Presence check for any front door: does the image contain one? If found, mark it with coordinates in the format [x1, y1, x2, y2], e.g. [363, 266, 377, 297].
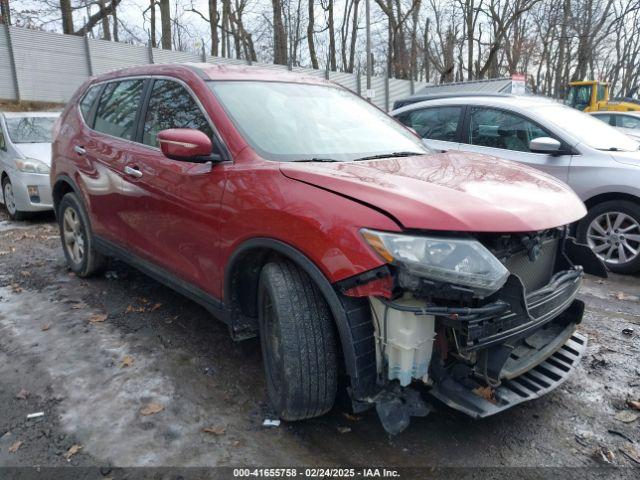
[458, 106, 571, 183]
[121, 78, 229, 298]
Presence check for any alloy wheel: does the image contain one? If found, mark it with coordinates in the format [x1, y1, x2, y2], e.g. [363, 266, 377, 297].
[587, 211, 640, 265]
[3, 181, 16, 215]
[63, 207, 85, 264]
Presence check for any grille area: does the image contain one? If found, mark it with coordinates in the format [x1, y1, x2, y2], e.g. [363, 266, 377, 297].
[503, 238, 559, 293]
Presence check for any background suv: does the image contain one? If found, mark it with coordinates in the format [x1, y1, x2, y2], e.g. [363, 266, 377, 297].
[392, 95, 640, 273]
[52, 64, 603, 433]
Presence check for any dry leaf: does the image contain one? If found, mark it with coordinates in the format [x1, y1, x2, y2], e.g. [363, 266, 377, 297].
[71, 303, 87, 310]
[15, 389, 30, 400]
[615, 410, 640, 423]
[41, 323, 51, 331]
[125, 305, 144, 314]
[342, 412, 361, 422]
[140, 402, 164, 416]
[337, 426, 351, 434]
[627, 400, 640, 411]
[619, 444, 640, 464]
[472, 386, 497, 404]
[10, 283, 23, 293]
[594, 446, 615, 464]
[120, 355, 134, 368]
[64, 444, 82, 459]
[20, 270, 31, 277]
[202, 425, 226, 436]
[150, 303, 162, 311]
[8, 440, 23, 453]
[89, 313, 107, 323]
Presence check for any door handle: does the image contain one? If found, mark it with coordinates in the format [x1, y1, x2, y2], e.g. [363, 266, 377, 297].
[73, 145, 86, 155]
[124, 165, 143, 178]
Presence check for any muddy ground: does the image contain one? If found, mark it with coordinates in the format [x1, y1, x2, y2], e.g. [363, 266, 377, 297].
[0, 209, 638, 477]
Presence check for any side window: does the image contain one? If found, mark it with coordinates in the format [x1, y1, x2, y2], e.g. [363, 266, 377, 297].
[469, 107, 555, 153]
[400, 107, 462, 142]
[592, 113, 611, 125]
[597, 84, 607, 102]
[618, 115, 640, 129]
[94, 80, 145, 140]
[142, 79, 214, 147]
[79, 85, 101, 125]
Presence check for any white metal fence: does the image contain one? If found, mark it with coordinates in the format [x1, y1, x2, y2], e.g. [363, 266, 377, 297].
[0, 25, 425, 111]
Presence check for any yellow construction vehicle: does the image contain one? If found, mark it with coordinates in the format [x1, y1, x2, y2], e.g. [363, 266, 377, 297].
[564, 80, 640, 112]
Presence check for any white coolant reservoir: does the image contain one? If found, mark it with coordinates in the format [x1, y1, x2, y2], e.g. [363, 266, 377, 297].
[369, 295, 436, 387]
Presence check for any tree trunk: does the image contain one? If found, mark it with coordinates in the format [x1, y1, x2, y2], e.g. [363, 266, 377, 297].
[150, 0, 157, 47]
[60, 0, 74, 34]
[272, 0, 287, 65]
[159, 0, 171, 49]
[307, 0, 318, 69]
[209, 0, 218, 56]
[0, 0, 11, 25]
[112, 3, 119, 42]
[99, 0, 111, 40]
[327, 0, 336, 71]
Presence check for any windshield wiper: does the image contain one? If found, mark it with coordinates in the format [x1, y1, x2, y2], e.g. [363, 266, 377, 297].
[293, 157, 341, 163]
[353, 151, 425, 161]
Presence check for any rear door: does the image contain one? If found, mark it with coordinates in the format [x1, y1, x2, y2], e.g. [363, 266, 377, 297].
[120, 78, 229, 296]
[395, 106, 463, 152]
[76, 78, 147, 244]
[458, 106, 571, 182]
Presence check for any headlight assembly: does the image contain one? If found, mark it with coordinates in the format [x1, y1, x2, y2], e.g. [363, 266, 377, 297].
[361, 229, 509, 297]
[16, 158, 50, 174]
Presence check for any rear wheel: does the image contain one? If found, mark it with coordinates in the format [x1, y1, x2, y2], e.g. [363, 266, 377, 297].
[258, 260, 338, 421]
[58, 192, 107, 277]
[2, 177, 28, 221]
[577, 200, 640, 274]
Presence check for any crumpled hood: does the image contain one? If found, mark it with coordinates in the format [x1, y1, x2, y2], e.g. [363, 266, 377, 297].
[280, 152, 586, 232]
[14, 143, 52, 166]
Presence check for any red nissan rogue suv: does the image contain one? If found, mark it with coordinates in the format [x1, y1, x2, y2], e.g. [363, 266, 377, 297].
[52, 64, 605, 434]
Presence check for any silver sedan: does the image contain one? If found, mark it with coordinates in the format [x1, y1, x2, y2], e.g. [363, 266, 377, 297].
[392, 95, 640, 273]
[590, 111, 640, 142]
[0, 112, 59, 220]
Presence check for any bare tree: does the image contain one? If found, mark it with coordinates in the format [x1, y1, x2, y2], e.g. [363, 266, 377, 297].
[0, 0, 11, 25]
[272, 0, 287, 64]
[159, 0, 171, 49]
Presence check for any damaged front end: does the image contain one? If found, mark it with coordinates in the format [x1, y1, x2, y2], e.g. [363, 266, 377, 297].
[338, 227, 606, 434]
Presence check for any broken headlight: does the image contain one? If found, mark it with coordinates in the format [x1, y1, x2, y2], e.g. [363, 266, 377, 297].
[361, 229, 509, 297]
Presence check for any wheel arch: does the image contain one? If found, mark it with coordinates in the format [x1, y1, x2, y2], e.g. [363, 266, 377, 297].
[52, 174, 80, 217]
[583, 191, 640, 209]
[224, 238, 377, 401]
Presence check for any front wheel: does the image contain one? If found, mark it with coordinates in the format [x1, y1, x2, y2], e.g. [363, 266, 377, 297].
[577, 200, 640, 274]
[258, 261, 338, 421]
[2, 177, 28, 221]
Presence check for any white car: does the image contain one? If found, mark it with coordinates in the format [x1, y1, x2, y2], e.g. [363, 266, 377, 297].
[0, 112, 59, 220]
[392, 95, 640, 273]
[590, 111, 640, 141]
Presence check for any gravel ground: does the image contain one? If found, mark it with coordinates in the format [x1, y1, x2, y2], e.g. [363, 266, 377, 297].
[0, 209, 638, 478]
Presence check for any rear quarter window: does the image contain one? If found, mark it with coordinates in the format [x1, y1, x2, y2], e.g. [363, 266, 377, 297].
[79, 85, 101, 126]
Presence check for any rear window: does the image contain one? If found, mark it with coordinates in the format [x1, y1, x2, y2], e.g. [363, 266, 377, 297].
[5, 117, 57, 143]
[94, 80, 145, 141]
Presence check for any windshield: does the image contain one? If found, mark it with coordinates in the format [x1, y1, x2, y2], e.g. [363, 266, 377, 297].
[534, 104, 639, 151]
[564, 84, 592, 110]
[208, 81, 428, 162]
[6, 117, 57, 144]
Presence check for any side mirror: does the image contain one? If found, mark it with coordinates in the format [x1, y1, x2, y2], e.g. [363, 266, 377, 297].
[529, 136, 562, 154]
[158, 128, 218, 163]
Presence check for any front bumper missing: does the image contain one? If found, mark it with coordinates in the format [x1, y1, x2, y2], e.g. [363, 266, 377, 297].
[429, 331, 586, 418]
